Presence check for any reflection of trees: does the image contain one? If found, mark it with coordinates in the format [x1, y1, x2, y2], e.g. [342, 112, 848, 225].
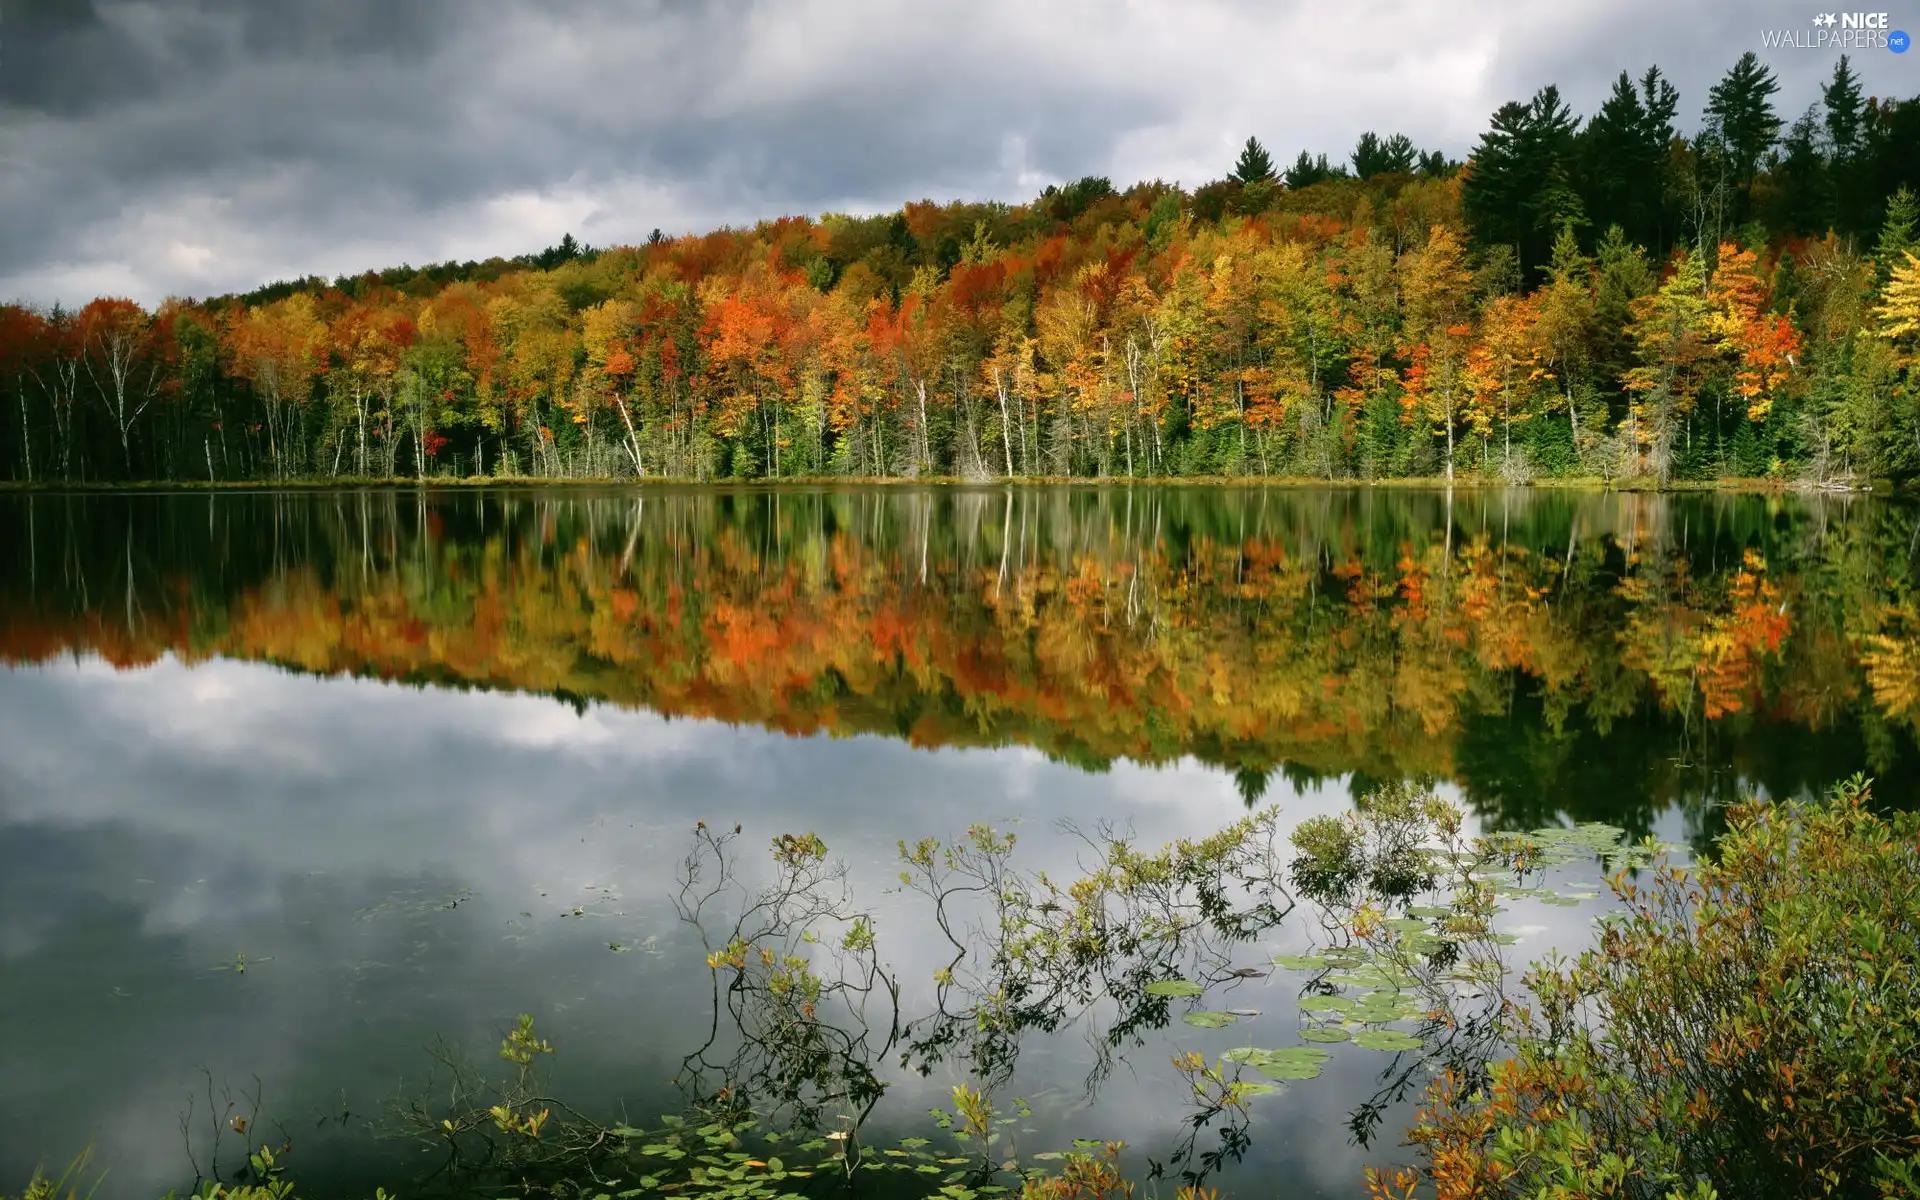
[4, 487, 1920, 834]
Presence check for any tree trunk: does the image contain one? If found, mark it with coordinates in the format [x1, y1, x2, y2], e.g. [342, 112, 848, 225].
[992, 366, 1014, 477]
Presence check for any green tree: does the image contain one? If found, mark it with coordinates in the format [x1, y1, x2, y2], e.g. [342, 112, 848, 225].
[1702, 52, 1783, 224]
[1463, 86, 1586, 283]
[1767, 106, 1831, 238]
[1873, 186, 1919, 287]
[1352, 131, 1417, 179]
[1575, 68, 1679, 254]
[1823, 55, 1867, 234]
[1283, 149, 1341, 190]
[1228, 136, 1276, 186]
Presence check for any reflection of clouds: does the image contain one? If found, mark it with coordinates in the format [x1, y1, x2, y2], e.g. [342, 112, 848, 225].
[0, 652, 1612, 1198]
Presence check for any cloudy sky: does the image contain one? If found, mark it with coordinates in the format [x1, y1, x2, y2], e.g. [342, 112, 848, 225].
[1, 0, 1914, 308]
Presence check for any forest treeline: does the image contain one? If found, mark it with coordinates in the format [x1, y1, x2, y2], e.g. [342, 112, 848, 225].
[4, 488, 1916, 829]
[5, 54, 1920, 486]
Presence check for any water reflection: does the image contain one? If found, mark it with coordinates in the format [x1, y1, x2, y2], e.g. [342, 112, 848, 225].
[0, 485, 1916, 1197]
[3, 486, 1916, 828]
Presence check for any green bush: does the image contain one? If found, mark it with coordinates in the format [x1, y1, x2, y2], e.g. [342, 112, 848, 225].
[1369, 776, 1920, 1199]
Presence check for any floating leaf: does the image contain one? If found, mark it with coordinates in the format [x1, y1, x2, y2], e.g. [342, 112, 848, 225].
[1181, 1010, 1238, 1029]
[1256, 1059, 1325, 1081]
[1353, 1029, 1424, 1052]
[1271, 953, 1331, 971]
[1406, 905, 1453, 919]
[1296, 994, 1353, 1013]
[1298, 1025, 1351, 1043]
[1145, 979, 1205, 998]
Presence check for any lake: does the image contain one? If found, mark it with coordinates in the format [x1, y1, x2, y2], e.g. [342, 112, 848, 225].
[1, 485, 1915, 1199]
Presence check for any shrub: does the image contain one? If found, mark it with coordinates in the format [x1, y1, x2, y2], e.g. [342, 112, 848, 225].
[1368, 776, 1920, 1199]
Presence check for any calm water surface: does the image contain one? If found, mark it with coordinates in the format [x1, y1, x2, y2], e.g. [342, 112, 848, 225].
[2, 486, 1916, 1198]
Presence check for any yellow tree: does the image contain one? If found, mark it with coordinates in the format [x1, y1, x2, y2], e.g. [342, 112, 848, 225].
[1621, 249, 1710, 481]
[226, 293, 326, 478]
[581, 299, 645, 475]
[1398, 226, 1474, 480]
[1876, 250, 1920, 466]
[1472, 293, 1545, 477]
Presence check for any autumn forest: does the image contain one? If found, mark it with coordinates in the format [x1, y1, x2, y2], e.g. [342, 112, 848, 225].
[6, 54, 1920, 489]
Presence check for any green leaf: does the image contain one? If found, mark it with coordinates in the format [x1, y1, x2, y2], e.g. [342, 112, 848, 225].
[1296, 994, 1354, 1013]
[1353, 1029, 1424, 1051]
[1299, 1025, 1351, 1043]
[1181, 1010, 1238, 1028]
[1145, 978, 1205, 997]
[1256, 1059, 1324, 1081]
[1271, 953, 1332, 970]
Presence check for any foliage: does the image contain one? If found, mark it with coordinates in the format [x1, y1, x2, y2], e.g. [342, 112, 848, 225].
[3, 59, 1919, 485]
[1368, 776, 1920, 1199]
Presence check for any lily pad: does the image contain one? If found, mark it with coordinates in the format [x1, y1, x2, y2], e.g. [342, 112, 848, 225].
[1406, 905, 1453, 919]
[1271, 953, 1331, 971]
[1181, 1010, 1238, 1029]
[1256, 1059, 1325, 1081]
[1145, 979, 1206, 998]
[1296, 994, 1354, 1013]
[1353, 1029, 1424, 1052]
[1298, 1025, 1351, 1043]
[1383, 918, 1430, 935]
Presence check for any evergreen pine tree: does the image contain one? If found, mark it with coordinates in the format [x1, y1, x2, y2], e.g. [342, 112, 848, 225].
[1229, 137, 1277, 186]
[1703, 52, 1783, 224]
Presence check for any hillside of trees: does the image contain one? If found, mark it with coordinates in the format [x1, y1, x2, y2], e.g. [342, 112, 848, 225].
[4, 53, 1920, 487]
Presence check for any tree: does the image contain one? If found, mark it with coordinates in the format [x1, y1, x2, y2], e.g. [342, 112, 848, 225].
[1702, 52, 1783, 224]
[1823, 56, 1868, 234]
[0, 305, 51, 482]
[78, 298, 162, 477]
[1228, 137, 1276, 186]
[1352, 132, 1417, 180]
[1767, 106, 1832, 238]
[1462, 86, 1585, 283]
[1534, 224, 1598, 459]
[1874, 187, 1919, 286]
[1621, 247, 1711, 481]
[1284, 150, 1342, 190]
[1399, 226, 1476, 480]
[1575, 68, 1679, 253]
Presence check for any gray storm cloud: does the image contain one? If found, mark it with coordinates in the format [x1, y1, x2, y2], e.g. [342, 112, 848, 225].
[0, 0, 1910, 307]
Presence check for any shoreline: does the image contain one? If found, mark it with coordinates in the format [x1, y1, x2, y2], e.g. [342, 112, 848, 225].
[0, 474, 1893, 495]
